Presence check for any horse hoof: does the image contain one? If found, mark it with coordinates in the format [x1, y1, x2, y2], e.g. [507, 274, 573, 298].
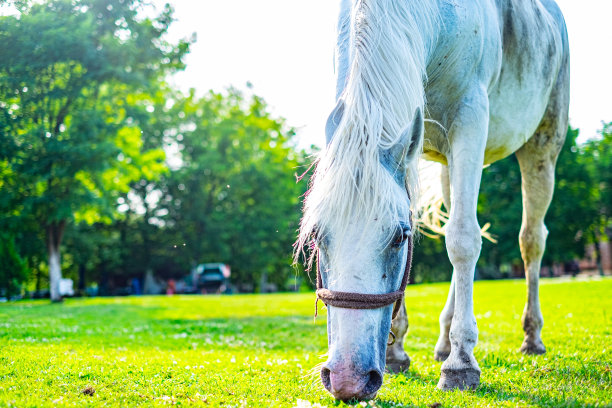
[437, 367, 480, 391]
[385, 355, 411, 373]
[520, 340, 546, 355]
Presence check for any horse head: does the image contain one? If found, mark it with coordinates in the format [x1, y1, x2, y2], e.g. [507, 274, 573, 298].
[303, 105, 423, 400]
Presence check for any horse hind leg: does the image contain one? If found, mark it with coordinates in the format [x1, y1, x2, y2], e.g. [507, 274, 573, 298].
[515, 91, 568, 355]
[434, 274, 455, 361]
[515, 146, 555, 354]
[386, 297, 411, 372]
[515, 36, 569, 353]
[389, 166, 452, 368]
[386, 165, 454, 371]
[434, 165, 454, 362]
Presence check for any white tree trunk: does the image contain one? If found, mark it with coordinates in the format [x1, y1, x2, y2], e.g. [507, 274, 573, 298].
[47, 222, 66, 302]
[48, 245, 62, 302]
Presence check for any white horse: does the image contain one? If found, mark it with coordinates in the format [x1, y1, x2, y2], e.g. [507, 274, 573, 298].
[296, 0, 569, 400]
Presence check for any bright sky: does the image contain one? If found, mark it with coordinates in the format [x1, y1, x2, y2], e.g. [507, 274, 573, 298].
[2, 1, 608, 146]
[158, 0, 612, 148]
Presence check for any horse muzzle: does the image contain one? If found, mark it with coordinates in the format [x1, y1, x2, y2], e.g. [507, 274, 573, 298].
[321, 363, 383, 401]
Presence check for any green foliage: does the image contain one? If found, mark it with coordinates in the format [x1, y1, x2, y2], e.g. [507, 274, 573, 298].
[411, 124, 612, 281]
[475, 125, 610, 276]
[0, 0, 189, 225]
[61, 222, 123, 291]
[0, 0, 191, 296]
[582, 123, 612, 241]
[0, 278, 610, 406]
[55, 87, 309, 293]
[477, 154, 523, 273]
[411, 235, 452, 283]
[543, 127, 600, 264]
[159, 89, 308, 290]
[0, 233, 28, 298]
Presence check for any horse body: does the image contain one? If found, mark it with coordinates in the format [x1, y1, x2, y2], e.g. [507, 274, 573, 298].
[299, 0, 569, 400]
[423, 0, 567, 166]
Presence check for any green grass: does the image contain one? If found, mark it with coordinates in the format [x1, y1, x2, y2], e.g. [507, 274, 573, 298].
[1, 278, 611, 407]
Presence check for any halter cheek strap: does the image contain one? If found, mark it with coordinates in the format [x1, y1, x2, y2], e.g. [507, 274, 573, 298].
[314, 232, 413, 321]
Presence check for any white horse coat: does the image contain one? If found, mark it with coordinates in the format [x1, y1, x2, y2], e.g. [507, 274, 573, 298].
[298, 0, 569, 400]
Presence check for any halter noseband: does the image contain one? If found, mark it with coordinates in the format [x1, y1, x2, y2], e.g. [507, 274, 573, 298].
[314, 231, 413, 321]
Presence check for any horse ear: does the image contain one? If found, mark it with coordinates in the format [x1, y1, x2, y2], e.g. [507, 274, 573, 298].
[325, 100, 345, 144]
[411, 107, 424, 155]
[388, 107, 424, 166]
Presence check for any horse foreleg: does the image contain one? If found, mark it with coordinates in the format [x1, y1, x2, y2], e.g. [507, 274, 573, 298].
[385, 297, 410, 372]
[437, 88, 488, 391]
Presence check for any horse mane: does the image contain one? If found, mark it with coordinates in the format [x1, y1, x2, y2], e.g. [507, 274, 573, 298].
[295, 0, 440, 268]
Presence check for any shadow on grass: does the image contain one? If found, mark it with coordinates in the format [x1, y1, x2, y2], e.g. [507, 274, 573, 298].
[2, 299, 328, 352]
[379, 355, 608, 408]
[392, 368, 439, 386]
[475, 380, 604, 408]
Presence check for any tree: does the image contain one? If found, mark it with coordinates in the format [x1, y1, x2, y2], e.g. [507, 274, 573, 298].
[113, 85, 183, 287]
[0, 0, 190, 301]
[160, 89, 308, 291]
[543, 127, 599, 264]
[411, 234, 452, 283]
[477, 153, 523, 275]
[578, 122, 612, 274]
[0, 233, 28, 299]
[583, 123, 612, 239]
[476, 126, 603, 275]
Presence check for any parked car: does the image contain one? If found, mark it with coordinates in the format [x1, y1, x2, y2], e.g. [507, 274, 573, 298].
[194, 263, 231, 294]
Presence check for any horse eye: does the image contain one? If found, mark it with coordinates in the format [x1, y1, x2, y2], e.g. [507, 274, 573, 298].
[392, 224, 411, 248]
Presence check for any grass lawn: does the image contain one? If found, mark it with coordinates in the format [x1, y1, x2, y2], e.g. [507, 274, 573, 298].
[0, 278, 610, 407]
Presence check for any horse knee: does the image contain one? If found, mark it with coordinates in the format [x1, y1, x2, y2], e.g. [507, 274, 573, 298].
[519, 223, 548, 261]
[445, 220, 482, 266]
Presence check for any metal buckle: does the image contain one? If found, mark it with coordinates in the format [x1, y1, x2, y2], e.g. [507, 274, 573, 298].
[387, 330, 396, 346]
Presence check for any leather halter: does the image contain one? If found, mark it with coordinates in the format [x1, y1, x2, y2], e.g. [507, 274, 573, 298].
[314, 232, 413, 321]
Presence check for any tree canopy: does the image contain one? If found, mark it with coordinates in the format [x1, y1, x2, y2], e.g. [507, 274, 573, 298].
[476, 125, 610, 277]
[412, 124, 612, 282]
[159, 89, 308, 290]
[0, 0, 610, 298]
[0, 0, 190, 300]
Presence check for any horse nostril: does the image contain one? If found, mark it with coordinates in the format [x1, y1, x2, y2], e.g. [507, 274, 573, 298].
[363, 370, 383, 396]
[321, 366, 382, 400]
[321, 367, 332, 391]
